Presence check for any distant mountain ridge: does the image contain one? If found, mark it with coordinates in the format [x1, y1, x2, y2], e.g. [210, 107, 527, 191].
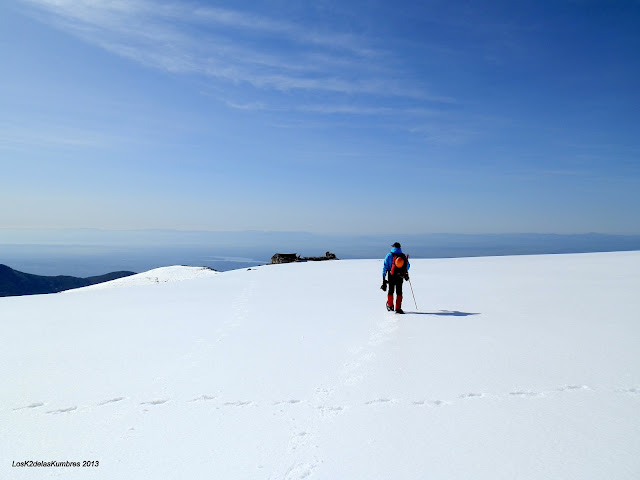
[0, 264, 135, 297]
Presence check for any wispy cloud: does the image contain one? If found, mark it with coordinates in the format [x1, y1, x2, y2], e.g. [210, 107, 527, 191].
[221, 98, 447, 123]
[223, 101, 268, 112]
[189, 6, 377, 57]
[20, 0, 436, 100]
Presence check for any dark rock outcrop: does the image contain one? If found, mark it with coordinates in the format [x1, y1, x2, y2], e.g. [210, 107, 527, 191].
[303, 251, 337, 261]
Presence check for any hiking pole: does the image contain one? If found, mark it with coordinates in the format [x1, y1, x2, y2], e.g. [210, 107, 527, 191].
[408, 277, 418, 310]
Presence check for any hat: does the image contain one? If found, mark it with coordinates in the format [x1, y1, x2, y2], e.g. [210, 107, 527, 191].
[392, 242, 401, 248]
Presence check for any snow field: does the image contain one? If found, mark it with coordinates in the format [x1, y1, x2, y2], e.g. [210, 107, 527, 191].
[1, 252, 639, 479]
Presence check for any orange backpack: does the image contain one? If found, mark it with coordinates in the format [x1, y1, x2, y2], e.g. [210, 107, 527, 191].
[390, 253, 408, 276]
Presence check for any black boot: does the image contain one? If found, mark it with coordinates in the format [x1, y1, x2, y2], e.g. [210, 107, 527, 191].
[395, 295, 404, 314]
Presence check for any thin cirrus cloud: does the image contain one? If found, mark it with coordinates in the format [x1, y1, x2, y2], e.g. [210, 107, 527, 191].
[20, 0, 439, 101]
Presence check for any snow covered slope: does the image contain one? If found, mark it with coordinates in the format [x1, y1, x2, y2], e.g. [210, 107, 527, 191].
[64, 265, 218, 291]
[1, 252, 639, 479]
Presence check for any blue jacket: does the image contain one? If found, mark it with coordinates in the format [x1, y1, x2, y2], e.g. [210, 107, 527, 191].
[382, 247, 410, 278]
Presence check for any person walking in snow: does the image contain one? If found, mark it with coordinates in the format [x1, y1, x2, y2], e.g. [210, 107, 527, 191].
[381, 242, 410, 314]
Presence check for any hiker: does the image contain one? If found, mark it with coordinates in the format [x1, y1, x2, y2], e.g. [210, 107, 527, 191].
[381, 242, 410, 314]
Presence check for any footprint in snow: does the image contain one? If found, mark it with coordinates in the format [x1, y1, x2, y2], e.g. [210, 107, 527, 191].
[47, 406, 77, 414]
[284, 462, 317, 480]
[13, 402, 45, 411]
[274, 400, 302, 405]
[558, 385, 590, 392]
[365, 398, 394, 405]
[224, 401, 253, 407]
[414, 400, 449, 407]
[190, 395, 217, 402]
[620, 387, 640, 395]
[510, 391, 543, 398]
[459, 392, 484, 399]
[98, 397, 126, 406]
[317, 405, 345, 417]
[140, 399, 169, 406]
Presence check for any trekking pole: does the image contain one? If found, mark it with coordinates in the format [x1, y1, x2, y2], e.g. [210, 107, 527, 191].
[408, 277, 418, 310]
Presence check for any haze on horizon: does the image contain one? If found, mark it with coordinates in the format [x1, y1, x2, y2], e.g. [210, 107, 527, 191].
[1, 1, 639, 235]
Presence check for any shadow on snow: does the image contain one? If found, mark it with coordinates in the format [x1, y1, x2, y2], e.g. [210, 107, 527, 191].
[406, 310, 479, 317]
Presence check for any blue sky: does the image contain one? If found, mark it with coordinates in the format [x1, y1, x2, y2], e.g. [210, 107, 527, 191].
[1, 0, 639, 235]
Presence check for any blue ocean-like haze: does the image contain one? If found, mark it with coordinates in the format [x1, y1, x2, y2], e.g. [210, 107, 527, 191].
[1, 245, 268, 277]
[2, 231, 640, 277]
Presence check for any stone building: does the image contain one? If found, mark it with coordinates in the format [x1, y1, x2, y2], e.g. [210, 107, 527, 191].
[270, 253, 300, 264]
[270, 252, 338, 264]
